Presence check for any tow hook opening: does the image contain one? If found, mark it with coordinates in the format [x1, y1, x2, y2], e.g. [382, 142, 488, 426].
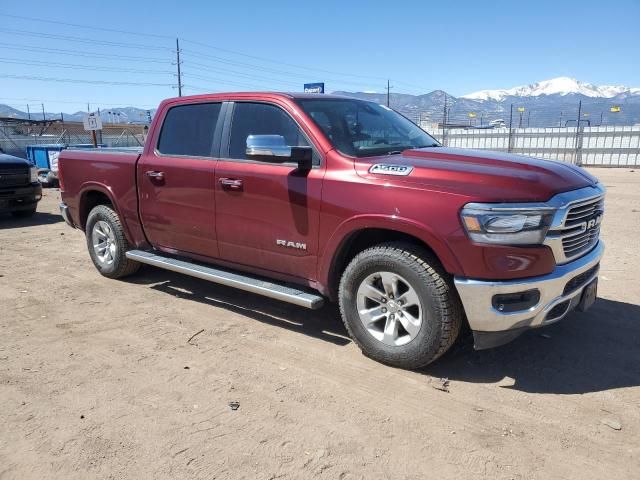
[492, 289, 541, 313]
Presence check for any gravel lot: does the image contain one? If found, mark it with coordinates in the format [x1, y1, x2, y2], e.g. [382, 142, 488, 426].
[1, 168, 638, 480]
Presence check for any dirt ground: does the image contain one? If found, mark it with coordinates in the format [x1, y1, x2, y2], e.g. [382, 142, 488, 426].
[1, 168, 639, 480]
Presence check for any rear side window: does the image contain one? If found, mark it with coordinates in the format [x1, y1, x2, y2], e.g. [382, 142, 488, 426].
[228, 102, 310, 160]
[157, 102, 221, 157]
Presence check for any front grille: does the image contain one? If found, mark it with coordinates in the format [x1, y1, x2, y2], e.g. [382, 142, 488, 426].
[558, 195, 604, 261]
[563, 264, 599, 296]
[564, 197, 605, 226]
[0, 170, 30, 188]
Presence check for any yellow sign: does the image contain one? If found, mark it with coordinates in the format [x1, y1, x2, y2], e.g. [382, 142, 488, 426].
[610, 106, 621, 113]
[517, 107, 525, 112]
[468, 112, 477, 118]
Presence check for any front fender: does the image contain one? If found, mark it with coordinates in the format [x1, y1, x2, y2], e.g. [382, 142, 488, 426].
[317, 214, 464, 296]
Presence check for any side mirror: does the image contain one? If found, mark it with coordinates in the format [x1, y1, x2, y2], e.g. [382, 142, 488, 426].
[246, 135, 313, 171]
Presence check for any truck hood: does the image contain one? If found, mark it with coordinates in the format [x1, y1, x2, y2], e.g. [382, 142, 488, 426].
[0, 154, 31, 169]
[356, 147, 598, 202]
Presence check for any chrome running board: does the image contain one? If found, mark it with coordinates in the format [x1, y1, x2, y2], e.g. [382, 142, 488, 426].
[126, 250, 325, 310]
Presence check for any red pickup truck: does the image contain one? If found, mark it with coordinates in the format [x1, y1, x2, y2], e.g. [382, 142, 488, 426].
[59, 93, 604, 368]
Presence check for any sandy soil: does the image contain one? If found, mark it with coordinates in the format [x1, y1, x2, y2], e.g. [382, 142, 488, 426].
[1, 168, 639, 480]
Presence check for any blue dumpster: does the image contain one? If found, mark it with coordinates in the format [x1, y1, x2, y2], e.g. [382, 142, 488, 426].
[25, 144, 105, 187]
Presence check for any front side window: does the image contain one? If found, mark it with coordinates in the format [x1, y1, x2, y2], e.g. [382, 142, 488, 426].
[228, 102, 310, 160]
[296, 98, 439, 157]
[157, 102, 222, 157]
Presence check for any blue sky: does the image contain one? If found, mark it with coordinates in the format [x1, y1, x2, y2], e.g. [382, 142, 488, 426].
[0, 0, 639, 113]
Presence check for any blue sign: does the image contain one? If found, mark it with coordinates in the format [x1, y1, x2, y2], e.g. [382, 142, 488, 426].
[304, 82, 325, 94]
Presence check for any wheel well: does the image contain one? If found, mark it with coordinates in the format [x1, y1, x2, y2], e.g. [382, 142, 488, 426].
[79, 190, 112, 230]
[328, 228, 440, 301]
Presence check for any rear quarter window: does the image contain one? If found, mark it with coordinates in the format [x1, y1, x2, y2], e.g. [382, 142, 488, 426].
[157, 102, 221, 157]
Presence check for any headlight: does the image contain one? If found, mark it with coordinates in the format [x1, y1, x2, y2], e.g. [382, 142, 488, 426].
[29, 166, 38, 183]
[460, 203, 555, 245]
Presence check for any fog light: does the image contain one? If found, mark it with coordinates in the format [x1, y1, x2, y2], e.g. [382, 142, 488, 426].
[492, 290, 540, 313]
[35, 195, 42, 200]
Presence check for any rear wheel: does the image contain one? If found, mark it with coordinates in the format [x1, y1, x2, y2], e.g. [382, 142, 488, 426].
[85, 204, 140, 279]
[339, 242, 463, 369]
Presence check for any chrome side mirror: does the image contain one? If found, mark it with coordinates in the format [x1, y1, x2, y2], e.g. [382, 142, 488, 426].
[246, 135, 312, 170]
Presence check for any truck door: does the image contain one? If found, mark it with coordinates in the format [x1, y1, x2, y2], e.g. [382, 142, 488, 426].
[214, 101, 323, 281]
[138, 102, 223, 258]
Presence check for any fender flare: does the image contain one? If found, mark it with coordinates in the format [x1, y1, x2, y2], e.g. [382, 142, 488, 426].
[318, 214, 464, 295]
[78, 182, 135, 244]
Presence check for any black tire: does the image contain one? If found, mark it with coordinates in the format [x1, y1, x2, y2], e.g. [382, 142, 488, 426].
[339, 242, 463, 369]
[85, 204, 140, 279]
[11, 208, 36, 218]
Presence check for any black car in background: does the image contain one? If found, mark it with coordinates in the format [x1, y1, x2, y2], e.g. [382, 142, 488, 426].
[0, 148, 42, 218]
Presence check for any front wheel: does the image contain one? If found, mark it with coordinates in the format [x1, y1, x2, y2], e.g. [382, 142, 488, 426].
[85, 204, 140, 279]
[339, 243, 463, 369]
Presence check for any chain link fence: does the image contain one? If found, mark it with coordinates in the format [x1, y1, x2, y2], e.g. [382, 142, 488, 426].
[0, 119, 146, 159]
[399, 101, 640, 167]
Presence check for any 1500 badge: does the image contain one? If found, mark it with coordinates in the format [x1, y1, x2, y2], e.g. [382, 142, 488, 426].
[369, 164, 413, 176]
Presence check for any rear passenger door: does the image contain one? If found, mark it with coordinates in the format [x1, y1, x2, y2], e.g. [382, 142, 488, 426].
[138, 102, 224, 258]
[214, 101, 324, 281]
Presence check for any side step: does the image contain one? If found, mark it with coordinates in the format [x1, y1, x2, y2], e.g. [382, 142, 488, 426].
[125, 250, 325, 310]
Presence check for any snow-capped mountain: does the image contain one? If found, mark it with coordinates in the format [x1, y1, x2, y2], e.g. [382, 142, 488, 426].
[462, 77, 640, 101]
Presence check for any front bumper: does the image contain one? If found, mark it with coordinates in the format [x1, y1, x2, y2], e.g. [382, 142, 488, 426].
[454, 241, 604, 349]
[0, 184, 42, 213]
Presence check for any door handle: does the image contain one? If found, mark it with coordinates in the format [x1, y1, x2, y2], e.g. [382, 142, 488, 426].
[219, 178, 243, 190]
[145, 170, 165, 179]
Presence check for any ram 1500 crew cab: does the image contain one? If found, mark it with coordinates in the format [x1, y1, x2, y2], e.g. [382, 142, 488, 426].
[58, 93, 604, 368]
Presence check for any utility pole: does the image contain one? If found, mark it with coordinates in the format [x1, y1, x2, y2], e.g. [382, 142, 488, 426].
[386, 79, 392, 107]
[87, 103, 90, 113]
[41, 103, 46, 121]
[508, 104, 514, 152]
[442, 94, 447, 146]
[176, 38, 183, 97]
[575, 100, 583, 166]
[26, 104, 31, 120]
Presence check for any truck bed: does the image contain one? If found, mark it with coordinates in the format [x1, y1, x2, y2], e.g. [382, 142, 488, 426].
[59, 148, 144, 243]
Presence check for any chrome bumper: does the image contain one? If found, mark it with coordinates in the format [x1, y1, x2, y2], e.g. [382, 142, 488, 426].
[454, 241, 604, 344]
[59, 202, 75, 228]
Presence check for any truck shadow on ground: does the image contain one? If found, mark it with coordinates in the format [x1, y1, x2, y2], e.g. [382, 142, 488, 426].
[426, 298, 640, 395]
[130, 266, 639, 395]
[130, 265, 351, 347]
[0, 212, 63, 229]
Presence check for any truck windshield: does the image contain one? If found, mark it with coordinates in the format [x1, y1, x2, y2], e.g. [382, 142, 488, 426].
[295, 98, 440, 157]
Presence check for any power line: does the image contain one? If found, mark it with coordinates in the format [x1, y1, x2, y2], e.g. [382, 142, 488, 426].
[0, 28, 173, 52]
[182, 73, 283, 91]
[0, 57, 174, 75]
[0, 74, 173, 87]
[0, 96, 157, 107]
[0, 13, 175, 40]
[180, 38, 388, 82]
[0, 43, 171, 64]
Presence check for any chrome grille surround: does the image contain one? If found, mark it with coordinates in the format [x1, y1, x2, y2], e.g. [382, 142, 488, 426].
[543, 184, 605, 264]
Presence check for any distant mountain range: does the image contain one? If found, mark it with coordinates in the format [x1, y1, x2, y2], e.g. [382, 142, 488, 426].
[461, 77, 640, 101]
[335, 77, 640, 127]
[1, 78, 639, 127]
